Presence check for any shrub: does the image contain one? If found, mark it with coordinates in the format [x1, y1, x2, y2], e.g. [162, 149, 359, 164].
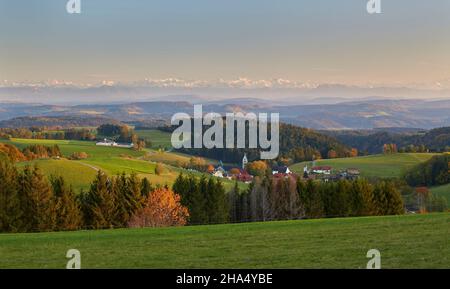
[69, 152, 88, 160]
[155, 163, 165, 175]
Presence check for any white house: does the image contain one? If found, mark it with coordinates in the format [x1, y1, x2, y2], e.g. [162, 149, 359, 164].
[312, 166, 332, 175]
[96, 139, 133, 148]
[272, 166, 292, 175]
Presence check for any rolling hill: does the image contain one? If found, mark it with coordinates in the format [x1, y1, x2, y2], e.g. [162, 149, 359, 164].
[2, 138, 244, 192]
[431, 184, 450, 204]
[2, 98, 450, 130]
[0, 213, 448, 268]
[290, 153, 439, 178]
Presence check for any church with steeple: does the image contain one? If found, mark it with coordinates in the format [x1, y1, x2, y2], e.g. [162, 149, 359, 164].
[242, 153, 248, 169]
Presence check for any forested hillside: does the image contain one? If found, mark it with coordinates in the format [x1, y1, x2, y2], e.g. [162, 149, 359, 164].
[327, 127, 450, 154]
[404, 154, 449, 187]
[173, 123, 352, 164]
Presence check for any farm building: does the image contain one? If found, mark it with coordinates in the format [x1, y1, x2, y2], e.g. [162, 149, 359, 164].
[272, 166, 292, 175]
[311, 166, 332, 175]
[96, 139, 133, 148]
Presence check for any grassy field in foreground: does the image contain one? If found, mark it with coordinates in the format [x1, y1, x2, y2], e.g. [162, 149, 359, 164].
[290, 153, 438, 178]
[0, 213, 448, 269]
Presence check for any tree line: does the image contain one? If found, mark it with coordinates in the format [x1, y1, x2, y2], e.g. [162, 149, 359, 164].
[0, 127, 95, 141]
[0, 143, 61, 162]
[0, 155, 188, 233]
[2, 152, 446, 234]
[328, 127, 450, 154]
[227, 176, 405, 223]
[172, 174, 228, 225]
[404, 154, 449, 187]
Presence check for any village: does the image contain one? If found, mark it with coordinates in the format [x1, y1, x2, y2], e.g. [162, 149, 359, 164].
[207, 154, 360, 184]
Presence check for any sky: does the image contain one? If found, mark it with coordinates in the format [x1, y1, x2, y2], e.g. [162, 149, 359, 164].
[1, 0, 449, 87]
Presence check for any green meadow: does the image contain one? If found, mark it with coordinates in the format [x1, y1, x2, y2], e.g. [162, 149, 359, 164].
[0, 213, 448, 269]
[290, 153, 439, 179]
[431, 184, 450, 204]
[135, 129, 173, 149]
[3, 138, 242, 191]
[16, 159, 98, 192]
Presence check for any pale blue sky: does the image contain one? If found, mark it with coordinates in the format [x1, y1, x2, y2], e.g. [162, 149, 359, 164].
[1, 0, 449, 85]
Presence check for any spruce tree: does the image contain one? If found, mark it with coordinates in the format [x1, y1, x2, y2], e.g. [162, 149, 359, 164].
[87, 170, 117, 229]
[18, 165, 56, 232]
[140, 177, 153, 198]
[228, 182, 240, 223]
[384, 181, 404, 215]
[373, 181, 389, 215]
[0, 155, 24, 232]
[187, 175, 207, 224]
[51, 176, 82, 231]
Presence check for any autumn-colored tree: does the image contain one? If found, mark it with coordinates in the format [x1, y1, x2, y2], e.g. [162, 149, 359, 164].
[415, 187, 430, 214]
[327, 150, 337, 159]
[133, 139, 146, 151]
[128, 188, 189, 228]
[229, 168, 241, 176]
[279, 157, 293, 166]
[155, 163, 165, 175]
[246, 160, 268, 177]
[383, 143, 398, 154]
[69, 151, 88, 160]
[350, 148, 358, 158]
[189, 157, 207, 171]
[0, 143, 26, 162]
[206, 164, 215, 174]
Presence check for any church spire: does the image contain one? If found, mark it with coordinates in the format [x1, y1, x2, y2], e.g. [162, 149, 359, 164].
[242, 153, 248, 169]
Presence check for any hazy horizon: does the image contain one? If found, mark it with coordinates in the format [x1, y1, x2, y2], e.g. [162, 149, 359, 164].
[1, 0, 450, 92]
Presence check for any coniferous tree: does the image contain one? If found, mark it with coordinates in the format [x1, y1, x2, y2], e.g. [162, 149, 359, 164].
[140, 177, 153, 198]
[51, 176, 82, 231]
[351, 178, 375, 216]
[18, 165, 56, 232]
[384, 181, 404, 215]
[306, 179, 324, 218]
[228, 181, 240, 223]
[85, 171, 116, 229]
[187, 175, 207, 224]
[373, 181, 389, 215]
[114, 173, 143, 227]
[0, 155, 24, 232]
[207, 178, 229, 224]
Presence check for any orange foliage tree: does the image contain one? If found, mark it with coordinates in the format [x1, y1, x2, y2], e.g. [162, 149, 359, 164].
[128, 188, 189, 228]
[327, 150, 337, 159]
[0, 143, 26, 162]
[207, 164, 215, 174]
[246, 160, 268, 176]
